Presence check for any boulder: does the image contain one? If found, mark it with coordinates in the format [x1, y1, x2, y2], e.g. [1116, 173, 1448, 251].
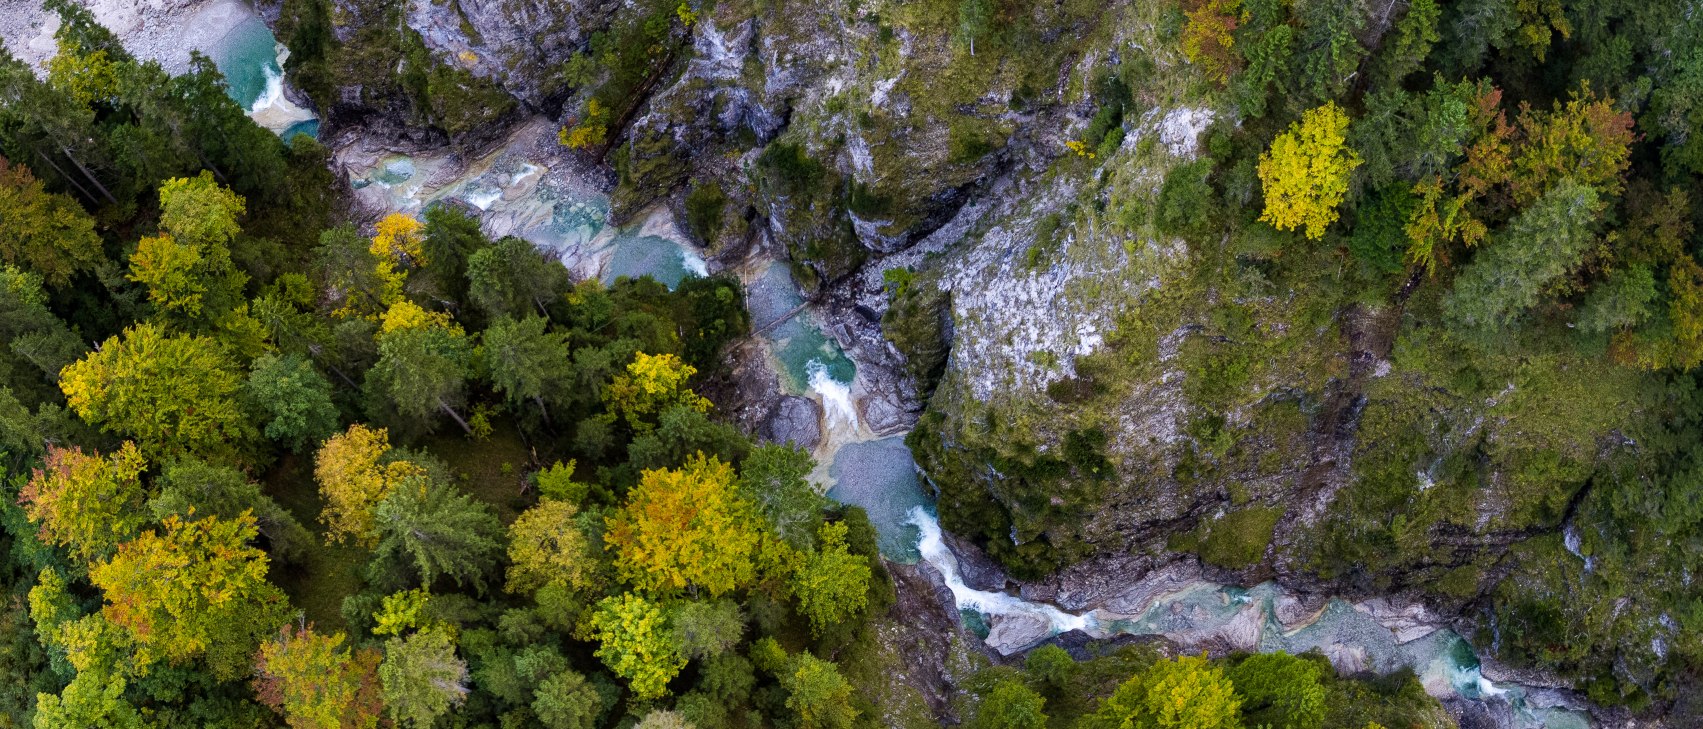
[985, 613, 1052, 656]
[1355, 597, 1444, 644]
[761, 396, 822, 450]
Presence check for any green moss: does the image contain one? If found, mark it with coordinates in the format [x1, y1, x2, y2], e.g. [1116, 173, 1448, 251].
[1186, 506, 1282, 570]
[684, 181, 729, 243]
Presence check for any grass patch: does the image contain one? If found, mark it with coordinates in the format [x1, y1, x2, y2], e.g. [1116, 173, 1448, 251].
[1173, 505, 1283, 570]
[262, 453, 367, 631]
[419, 418, 536, 525]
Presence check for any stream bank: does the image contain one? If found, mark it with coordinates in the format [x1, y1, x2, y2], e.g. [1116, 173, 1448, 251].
[321, 107, 1604, 729]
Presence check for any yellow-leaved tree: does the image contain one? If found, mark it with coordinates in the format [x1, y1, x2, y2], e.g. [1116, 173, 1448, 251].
[603, 352, 712, 432]
[1257, 102, 1362, 240]
[315, 424, 426, 546]
[90, 512, 290, 680]
[604, 454, 761, 597]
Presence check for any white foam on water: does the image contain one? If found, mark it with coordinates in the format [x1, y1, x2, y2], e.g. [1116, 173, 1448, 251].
[909, 506, 1092, 634]
[463, 186, 502, 210]
[808, 360, 858, 430]
[248, 61, 283, 114]
[682, 247, 709, 277]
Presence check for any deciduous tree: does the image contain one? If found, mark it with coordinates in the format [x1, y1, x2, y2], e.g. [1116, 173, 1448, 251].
[1257, 102, 1361, 239]
[506, 498, 602, 595]
[247, 352, 340, 452]
[59, 323, 251, 458]
[968, 678, 1048, 729]
[89, 512, 290, 679]
[19, 443, 147, 563]
[790, 521, 871, 637]
[1226, 652, 1325, 729]
[1079, 653, 1241, 729]
[603, 352, 711, 433]
[605, 454, 761, 596]
[0, 159, 103, 287]
[590, 593, 684, 700]
[781, 652, 858, 729]
[253, 624, 385, 729]
[315, 424, 424, 546]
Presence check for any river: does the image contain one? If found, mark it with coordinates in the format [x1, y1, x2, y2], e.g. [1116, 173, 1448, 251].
[320, 112, 1595, 728]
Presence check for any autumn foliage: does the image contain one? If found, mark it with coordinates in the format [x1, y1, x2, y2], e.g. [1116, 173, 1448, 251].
[1257, 102, 1362, 240]
[90, 512, 289, 679]
[254, 624, 385, 729]
[315, 424, 426, 546]
[605, 454, 761, 597]
[18, 443, 148, 563]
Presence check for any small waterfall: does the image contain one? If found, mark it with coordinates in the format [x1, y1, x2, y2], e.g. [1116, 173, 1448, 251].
[908, 506, 1092, 633]
[808, 360, 858, 430]
[248, 61, 284, 115]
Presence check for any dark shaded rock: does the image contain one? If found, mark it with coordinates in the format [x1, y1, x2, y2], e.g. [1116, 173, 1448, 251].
[761, 395, 822, 450]
[942, 531, 1009, 592]
[1034, 630, 1170, 662]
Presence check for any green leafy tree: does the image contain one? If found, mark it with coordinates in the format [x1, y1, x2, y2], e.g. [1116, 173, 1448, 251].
[968, 678, 1048, 729]
[247, 352, 340, 452]
[366, 301, 476, 435]
[466, 237, 569, 320]
[780, 652, 858, 729]
[532, 669, 603, 729]
[32, 670, 145, 729]
[670, 600, 745, 660]
[790, 521, 872, 637]
[150, 458, 314, 564]
[1079, 654, 1241, 729]
[0, 266, 85, 384]
[59, 322, 252, 459]
[739, 444, 825, 550]
[1226, 652, 1325, 729]
[590, 593, 684, 700]
[371, 475, 504, 592]
[379, 625, 469, 728]
[481, 315, 574, 424]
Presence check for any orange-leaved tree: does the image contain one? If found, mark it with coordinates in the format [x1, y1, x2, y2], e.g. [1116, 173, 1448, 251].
[254, 624, 386, 729]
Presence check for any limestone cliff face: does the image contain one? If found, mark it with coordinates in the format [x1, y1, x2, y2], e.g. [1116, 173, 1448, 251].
[402, 0, 617, 108]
